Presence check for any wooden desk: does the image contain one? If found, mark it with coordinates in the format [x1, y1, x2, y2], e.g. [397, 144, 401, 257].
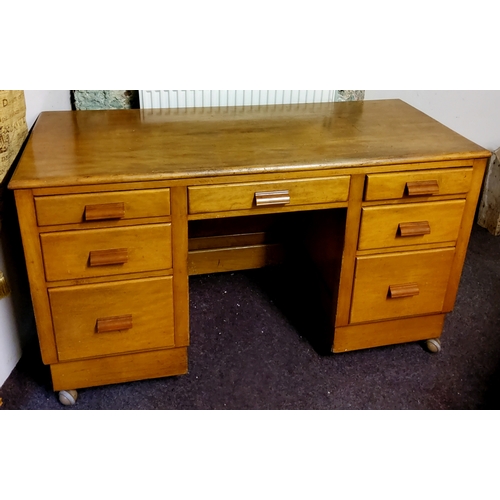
[8, 100, 491, 403]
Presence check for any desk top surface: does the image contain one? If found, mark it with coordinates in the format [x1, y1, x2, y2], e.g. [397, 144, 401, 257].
[9, 99, 491, 189]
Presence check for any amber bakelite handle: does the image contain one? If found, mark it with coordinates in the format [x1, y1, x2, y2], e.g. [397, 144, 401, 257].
[89, 248, 128, 267]
[398, 221, 431, 237]
[405, 180, 439, 196]
[96, 315, 133, 333]
[85, 202, 125, 221]
[389, 283, 420, 299]
[255, 190, 291, 207]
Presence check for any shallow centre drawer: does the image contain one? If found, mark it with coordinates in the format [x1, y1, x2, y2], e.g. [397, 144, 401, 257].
[358, 200, 466, 250]
[35, 188, 171, 226]
[188, 176, 350, 214]
[41, 223, 172, 281]
[350, 248, 455, 324]
[364, 168, 472, 201]
[49, 276, 175, 361]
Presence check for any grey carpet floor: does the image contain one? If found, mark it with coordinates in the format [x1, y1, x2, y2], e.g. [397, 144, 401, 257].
[1, 224, 499, 410]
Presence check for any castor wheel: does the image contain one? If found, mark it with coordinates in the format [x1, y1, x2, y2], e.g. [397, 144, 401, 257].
[58, 389, 78, 406]
[425, 338, 441, 354]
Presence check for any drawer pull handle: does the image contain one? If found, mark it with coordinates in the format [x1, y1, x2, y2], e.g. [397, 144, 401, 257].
[96, 314, 133, 333]
[398, 221, 431, 237]
[85, 202, 125, 221]
[89, 248, 128, 267]
[406, 180, 439, 196]
[389, 283, 420, 299]
[255, 190, 290, 207]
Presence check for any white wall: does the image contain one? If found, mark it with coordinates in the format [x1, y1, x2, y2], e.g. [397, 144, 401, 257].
[365, 91, 500, 152]
[0, 90, 71, 387]
[24, 90, 72, 129]
[0, 242, 30, 387]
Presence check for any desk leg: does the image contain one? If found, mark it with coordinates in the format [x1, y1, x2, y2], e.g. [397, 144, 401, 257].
[335, 174, 365, 328]
[171, 186, 190, 347]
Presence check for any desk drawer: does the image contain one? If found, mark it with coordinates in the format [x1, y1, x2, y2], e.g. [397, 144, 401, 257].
[188, 176, 350, 214]
[365, 168, 472, 201]
[49, 277, 175, 361]
[350, 248, 455, 324]
[35, 189, 171, 226]
[358, 200, 466, 250]
[41, 223, 172, 281]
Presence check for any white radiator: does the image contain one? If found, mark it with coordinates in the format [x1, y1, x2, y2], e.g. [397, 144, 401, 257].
[139, 90, 336, 109]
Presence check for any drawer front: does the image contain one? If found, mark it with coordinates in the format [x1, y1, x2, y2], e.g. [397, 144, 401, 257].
[188, 176, 350, 214]
[49, 277, 175, 361]
[358, 200, 466, 250]
[35, 189, 171, 226]
[365, 168, 473, 201]
[41, 223, 172, 281]
[350, 248, 455, 324]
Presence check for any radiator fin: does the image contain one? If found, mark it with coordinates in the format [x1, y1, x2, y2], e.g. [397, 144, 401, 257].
[139, 90, 336, 109]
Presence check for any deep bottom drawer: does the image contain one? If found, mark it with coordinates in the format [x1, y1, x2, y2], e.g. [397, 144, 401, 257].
[350, 248, 455, 324]
[49, 276, 175, 361]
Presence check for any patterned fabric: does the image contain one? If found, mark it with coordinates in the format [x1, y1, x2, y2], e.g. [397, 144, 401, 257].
[0, 90, 27, 182]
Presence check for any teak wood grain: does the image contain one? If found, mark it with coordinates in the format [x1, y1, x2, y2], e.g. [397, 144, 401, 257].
[96, 314, 133, 333]
[85, 202, 125, 221]
[335, 174, 365, 327]
[89, 248, 129, 267]
[9, 101, 489, 190]
[405, 180, 440, 196]
[49, 276, 175, 361]
[333, 315, 446, 352]
[358, 200, 466, 251]
[35, 188, 171, 226]
[40, 223, 172, 281]
[188, 176, 350, 214]
[388, 282, 420, 299]
[13, 189, 58, 364]
[170, 186, 190, 347]
[188, 244, 285, 275]
[188, 232, 269, 251]
[443, 158, 489, 311]
[7, 100, 492, 394]
[350, 248, 455, 324]
[364, 168, 473, 201]
[398, 221, 431, 237]
[50, 347, 188, 391]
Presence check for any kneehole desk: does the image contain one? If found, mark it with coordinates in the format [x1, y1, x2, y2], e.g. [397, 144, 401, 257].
[8, 100, 491, 400]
